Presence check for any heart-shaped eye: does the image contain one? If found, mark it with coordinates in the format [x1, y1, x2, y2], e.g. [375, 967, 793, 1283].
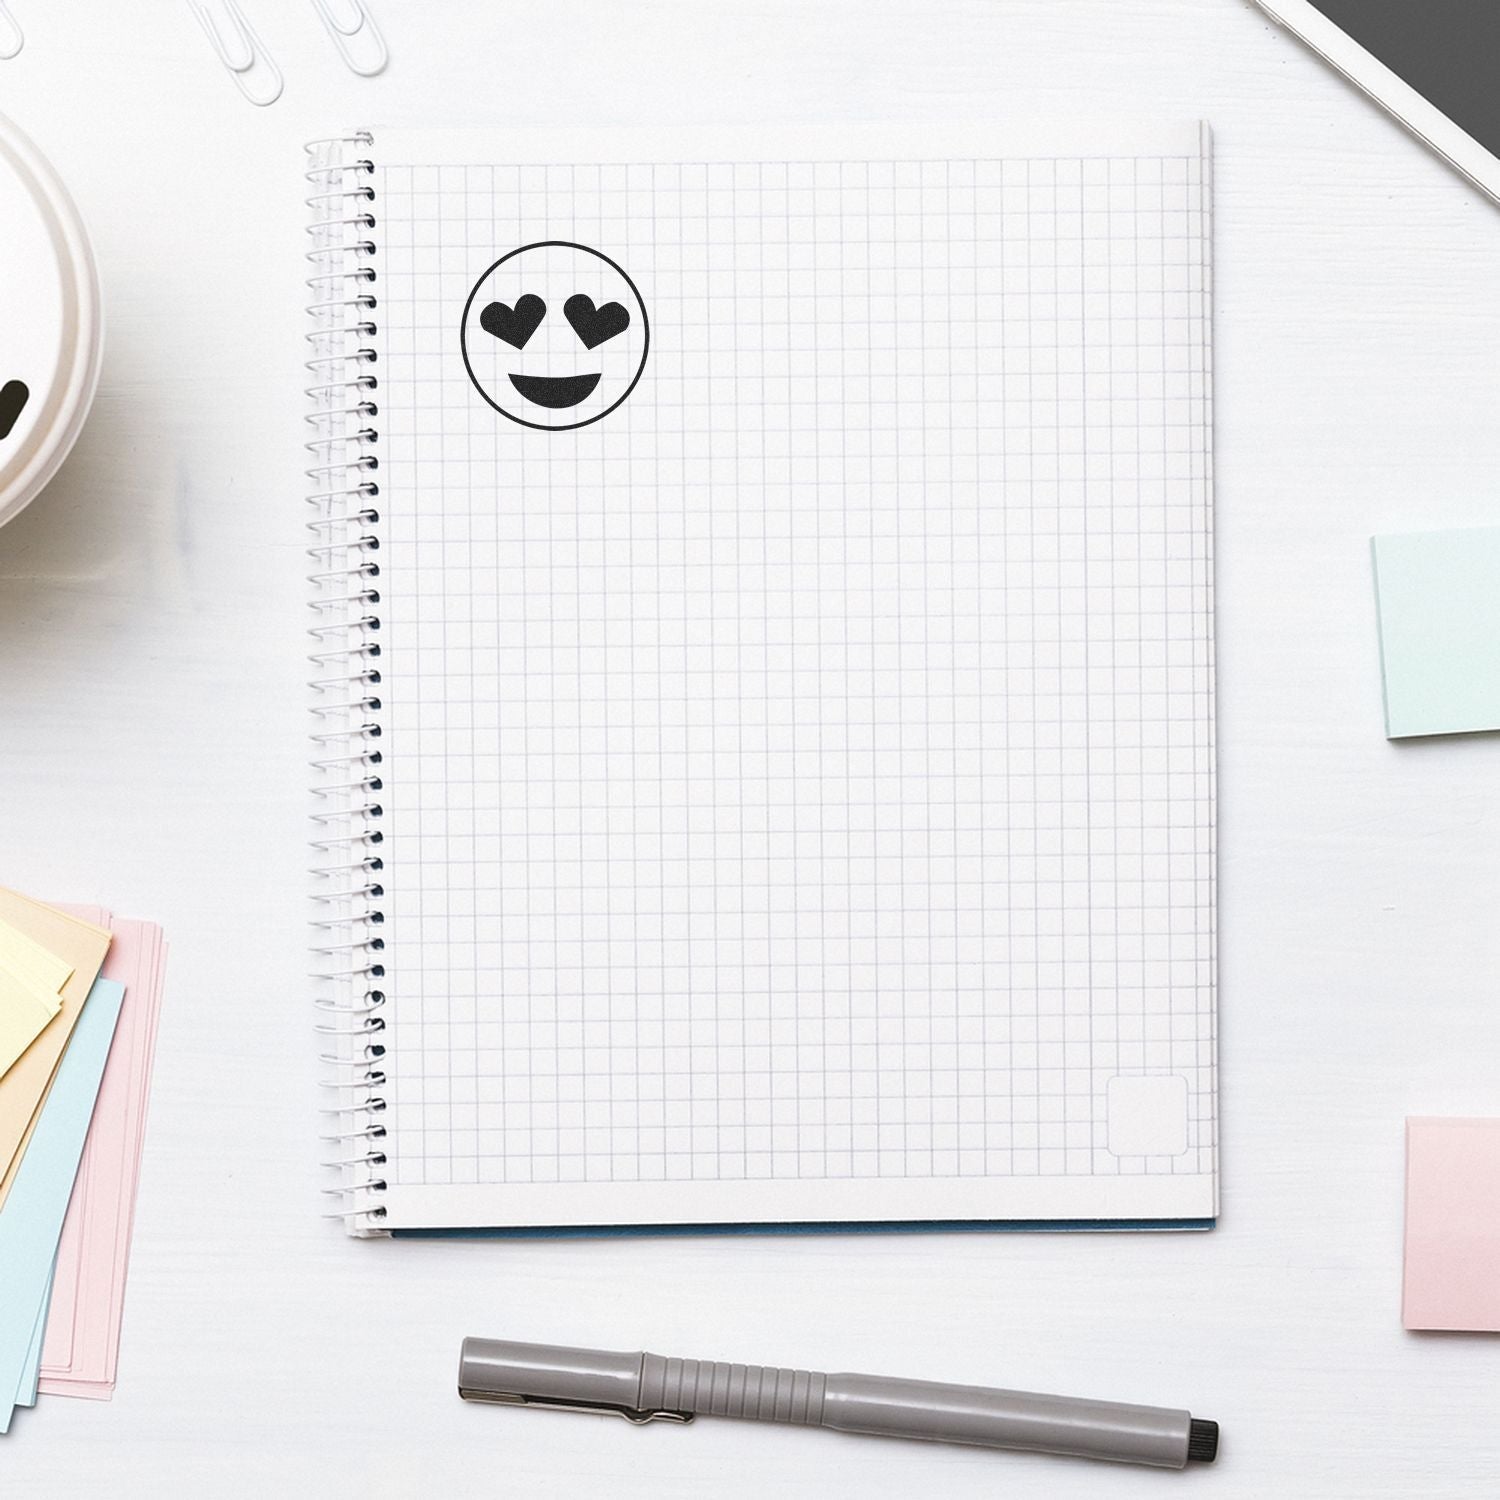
[564, 294, 630, 350]
[479, 295, 546, 349]
[0, 380, 28, 441]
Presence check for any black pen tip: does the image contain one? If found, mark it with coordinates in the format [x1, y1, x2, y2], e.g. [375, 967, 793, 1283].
[1187, 1418, 1220, 1464]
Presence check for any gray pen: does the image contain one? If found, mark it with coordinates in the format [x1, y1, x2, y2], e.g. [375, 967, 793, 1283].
[458, 1337, 1219, 1470]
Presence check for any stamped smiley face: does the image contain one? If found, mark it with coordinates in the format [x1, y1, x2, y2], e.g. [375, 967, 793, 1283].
[461, 242, 648, 431]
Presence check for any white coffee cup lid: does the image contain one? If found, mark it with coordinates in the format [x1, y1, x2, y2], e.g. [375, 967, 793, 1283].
[0, 112, 102, 529]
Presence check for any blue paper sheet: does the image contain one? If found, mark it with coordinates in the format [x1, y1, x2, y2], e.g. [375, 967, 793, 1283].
[14, 1263, 54, 1408]
[0, 978, 124, 1432]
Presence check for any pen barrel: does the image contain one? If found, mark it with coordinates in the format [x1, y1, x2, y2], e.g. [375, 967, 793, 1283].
[639, 1356, 827, 1425]
[460, 1338, 646, 1410]
[821, 1373, 1194, 1469]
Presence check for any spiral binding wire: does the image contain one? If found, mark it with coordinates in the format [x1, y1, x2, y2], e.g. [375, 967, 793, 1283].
[306, 132, 389, 1235]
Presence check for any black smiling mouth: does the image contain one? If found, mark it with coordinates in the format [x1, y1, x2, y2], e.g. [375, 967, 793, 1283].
[507, 372, 601, 409]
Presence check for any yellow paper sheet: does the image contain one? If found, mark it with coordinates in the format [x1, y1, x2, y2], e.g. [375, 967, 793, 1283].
[0, 910, 72, 1079]
[0, 890, 111, 1207]
[0, 965, 62, 1080]
[0, 914, 76, 995]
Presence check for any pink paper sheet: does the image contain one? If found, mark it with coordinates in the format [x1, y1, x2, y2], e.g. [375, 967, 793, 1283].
[37, 914, 167, 1397]
[1403, 1116, 1500, 1333]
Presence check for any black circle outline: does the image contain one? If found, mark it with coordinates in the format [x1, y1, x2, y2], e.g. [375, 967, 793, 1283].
[460, 241, 650, 432]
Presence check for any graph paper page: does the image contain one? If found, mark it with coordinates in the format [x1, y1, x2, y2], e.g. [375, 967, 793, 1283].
[370, 123, 1215, 1231]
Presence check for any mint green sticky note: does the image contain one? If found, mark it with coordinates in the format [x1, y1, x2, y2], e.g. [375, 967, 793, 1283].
[1371, 527, 1500, 739]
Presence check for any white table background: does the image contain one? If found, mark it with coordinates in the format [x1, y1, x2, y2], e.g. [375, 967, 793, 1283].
[2, 1, 1498, 1494]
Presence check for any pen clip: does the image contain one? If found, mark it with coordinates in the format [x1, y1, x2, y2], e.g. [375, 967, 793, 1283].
[459, 1387, 693, 1426]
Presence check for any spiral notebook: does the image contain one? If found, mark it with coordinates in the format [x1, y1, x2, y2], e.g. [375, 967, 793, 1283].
[307, 123, 1217, 1237]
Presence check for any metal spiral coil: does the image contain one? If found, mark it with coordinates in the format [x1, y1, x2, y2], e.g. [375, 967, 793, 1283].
[306, 131, 388, 1236]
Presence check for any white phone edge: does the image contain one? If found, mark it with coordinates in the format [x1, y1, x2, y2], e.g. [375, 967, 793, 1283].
[1251, 0, 1500, 206]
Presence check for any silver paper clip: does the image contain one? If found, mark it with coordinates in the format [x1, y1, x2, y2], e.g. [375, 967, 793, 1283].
[311, 0, 388, 77]
[0, 3, 23, 60]
[457, 1388, 693, 1426]
[188, 0, 284, 106]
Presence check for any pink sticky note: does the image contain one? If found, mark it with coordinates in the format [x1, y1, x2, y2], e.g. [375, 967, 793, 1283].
[1403, 1117, 1500, 1332]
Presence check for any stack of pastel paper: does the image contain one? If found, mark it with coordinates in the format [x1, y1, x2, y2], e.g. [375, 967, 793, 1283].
[0, 889, 168, 1433]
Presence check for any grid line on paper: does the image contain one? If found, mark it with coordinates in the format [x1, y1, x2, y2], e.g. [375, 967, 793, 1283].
[375, 151, 1216, 1191]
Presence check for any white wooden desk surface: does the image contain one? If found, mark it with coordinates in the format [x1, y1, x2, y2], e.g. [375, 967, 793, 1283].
[2, 2, 1498, 1494]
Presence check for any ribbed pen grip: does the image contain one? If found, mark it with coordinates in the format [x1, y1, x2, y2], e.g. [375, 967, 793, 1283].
[640, 1356, 827, 1425]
